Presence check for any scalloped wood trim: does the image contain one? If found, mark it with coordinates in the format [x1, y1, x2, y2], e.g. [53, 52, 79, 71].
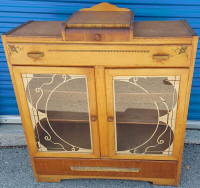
[80, 2, 130, 12]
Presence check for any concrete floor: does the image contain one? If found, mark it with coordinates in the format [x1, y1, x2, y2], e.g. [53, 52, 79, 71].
[0, 144, 200, 188]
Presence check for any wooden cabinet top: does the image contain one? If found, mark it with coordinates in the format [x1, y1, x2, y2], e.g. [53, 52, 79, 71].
[6, 20, 196, 38]
[3, 2, 197, 44]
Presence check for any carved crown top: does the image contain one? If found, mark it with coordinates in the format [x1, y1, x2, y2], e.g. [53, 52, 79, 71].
[80, 2, 130, 12]
[64, 2, 133, 28]
[61, 2, 134, 40]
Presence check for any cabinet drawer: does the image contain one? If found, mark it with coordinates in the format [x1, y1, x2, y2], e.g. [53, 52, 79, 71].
[65, 28, 130, 42]
[7, 43, 191, 67]
[34, 158, 177, 179]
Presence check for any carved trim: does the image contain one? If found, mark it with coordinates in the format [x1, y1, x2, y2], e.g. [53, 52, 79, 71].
[80, 2, 130, 12]
[172, 46, 188, 59]
[8, 45, 23, 56]
[48, 49, 150, 53]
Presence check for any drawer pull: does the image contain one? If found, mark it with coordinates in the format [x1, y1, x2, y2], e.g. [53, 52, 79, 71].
[153, 54, 169, 60]
[91, 115, 97, 122]
[94, 34, 101, 41]
[71, 166, 140, 173]
[27, 52, 44, 59]
[108, 117, 114, 122]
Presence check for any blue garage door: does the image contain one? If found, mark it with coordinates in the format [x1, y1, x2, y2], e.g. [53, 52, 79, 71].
[0, 0, 199, 120]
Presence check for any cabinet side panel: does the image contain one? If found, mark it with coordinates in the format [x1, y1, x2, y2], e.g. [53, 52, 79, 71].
[175, 36, 199, 185]
[1, 35, 39, 181]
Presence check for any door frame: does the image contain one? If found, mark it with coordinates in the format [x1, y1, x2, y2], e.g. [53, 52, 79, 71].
[105, 68, 189, 160]
[13, 66, 100, 158]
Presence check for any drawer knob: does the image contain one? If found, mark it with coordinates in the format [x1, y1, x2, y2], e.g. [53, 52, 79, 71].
[91, 115, 97, 122]
[27, 52, 44, 60]
[108, 117, 114, 122]
[94, 34, 101, 41]
[153, 54, 169, 60]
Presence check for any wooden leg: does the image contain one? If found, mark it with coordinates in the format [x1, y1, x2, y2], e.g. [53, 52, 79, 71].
[38, 175, 61, 183]
[152, 179, 177, 186]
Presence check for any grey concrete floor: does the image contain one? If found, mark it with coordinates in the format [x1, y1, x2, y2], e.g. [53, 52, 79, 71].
[0, 144, 200, 188]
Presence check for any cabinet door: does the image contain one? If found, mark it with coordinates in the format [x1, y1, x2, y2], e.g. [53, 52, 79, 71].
[13, 66, 100, 158]
[105, 68, 188, 160]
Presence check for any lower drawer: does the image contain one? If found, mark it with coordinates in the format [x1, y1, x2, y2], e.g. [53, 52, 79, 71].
[34, 158, 178, 179]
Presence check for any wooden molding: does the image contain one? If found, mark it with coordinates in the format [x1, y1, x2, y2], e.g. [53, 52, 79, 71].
[80, 2, 130, 12]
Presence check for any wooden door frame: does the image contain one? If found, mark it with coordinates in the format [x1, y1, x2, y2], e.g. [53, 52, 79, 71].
[12, 66, 100, 158]
[105, 68, 189, 161]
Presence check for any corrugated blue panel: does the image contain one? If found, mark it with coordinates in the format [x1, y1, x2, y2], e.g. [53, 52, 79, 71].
[0, 0, 200, 120]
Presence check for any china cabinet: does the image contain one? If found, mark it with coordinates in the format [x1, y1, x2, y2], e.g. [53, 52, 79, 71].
[2, 2, 198, 186]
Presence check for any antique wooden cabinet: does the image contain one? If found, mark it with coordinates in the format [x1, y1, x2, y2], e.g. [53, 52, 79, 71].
[2, 2, 198, 186]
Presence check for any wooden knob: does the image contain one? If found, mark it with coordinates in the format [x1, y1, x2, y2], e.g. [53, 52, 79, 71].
[94, 34, 101, 41]
[91, 116, 97, 122]
[108, 117, 113, 122]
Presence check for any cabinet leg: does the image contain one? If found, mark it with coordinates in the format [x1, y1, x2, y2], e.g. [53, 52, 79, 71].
[38, 175, 61, 182]
[152, 179, 177, 186]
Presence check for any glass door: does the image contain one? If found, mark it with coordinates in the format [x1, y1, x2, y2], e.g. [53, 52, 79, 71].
[105, 68, 188, 160]
[13, 66, 100, 158]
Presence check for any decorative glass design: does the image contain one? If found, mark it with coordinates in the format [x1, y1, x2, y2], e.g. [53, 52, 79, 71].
[113, 76, 180, 155]
[22, 74, 92, 153]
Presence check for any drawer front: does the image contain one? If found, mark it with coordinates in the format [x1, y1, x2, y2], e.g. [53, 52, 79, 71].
[65, 28, 130, 42]
[34, 158, 177, 179]
[7, 43, 191, 67]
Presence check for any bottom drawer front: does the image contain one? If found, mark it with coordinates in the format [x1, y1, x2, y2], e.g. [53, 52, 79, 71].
[34, 158, 177, 179]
